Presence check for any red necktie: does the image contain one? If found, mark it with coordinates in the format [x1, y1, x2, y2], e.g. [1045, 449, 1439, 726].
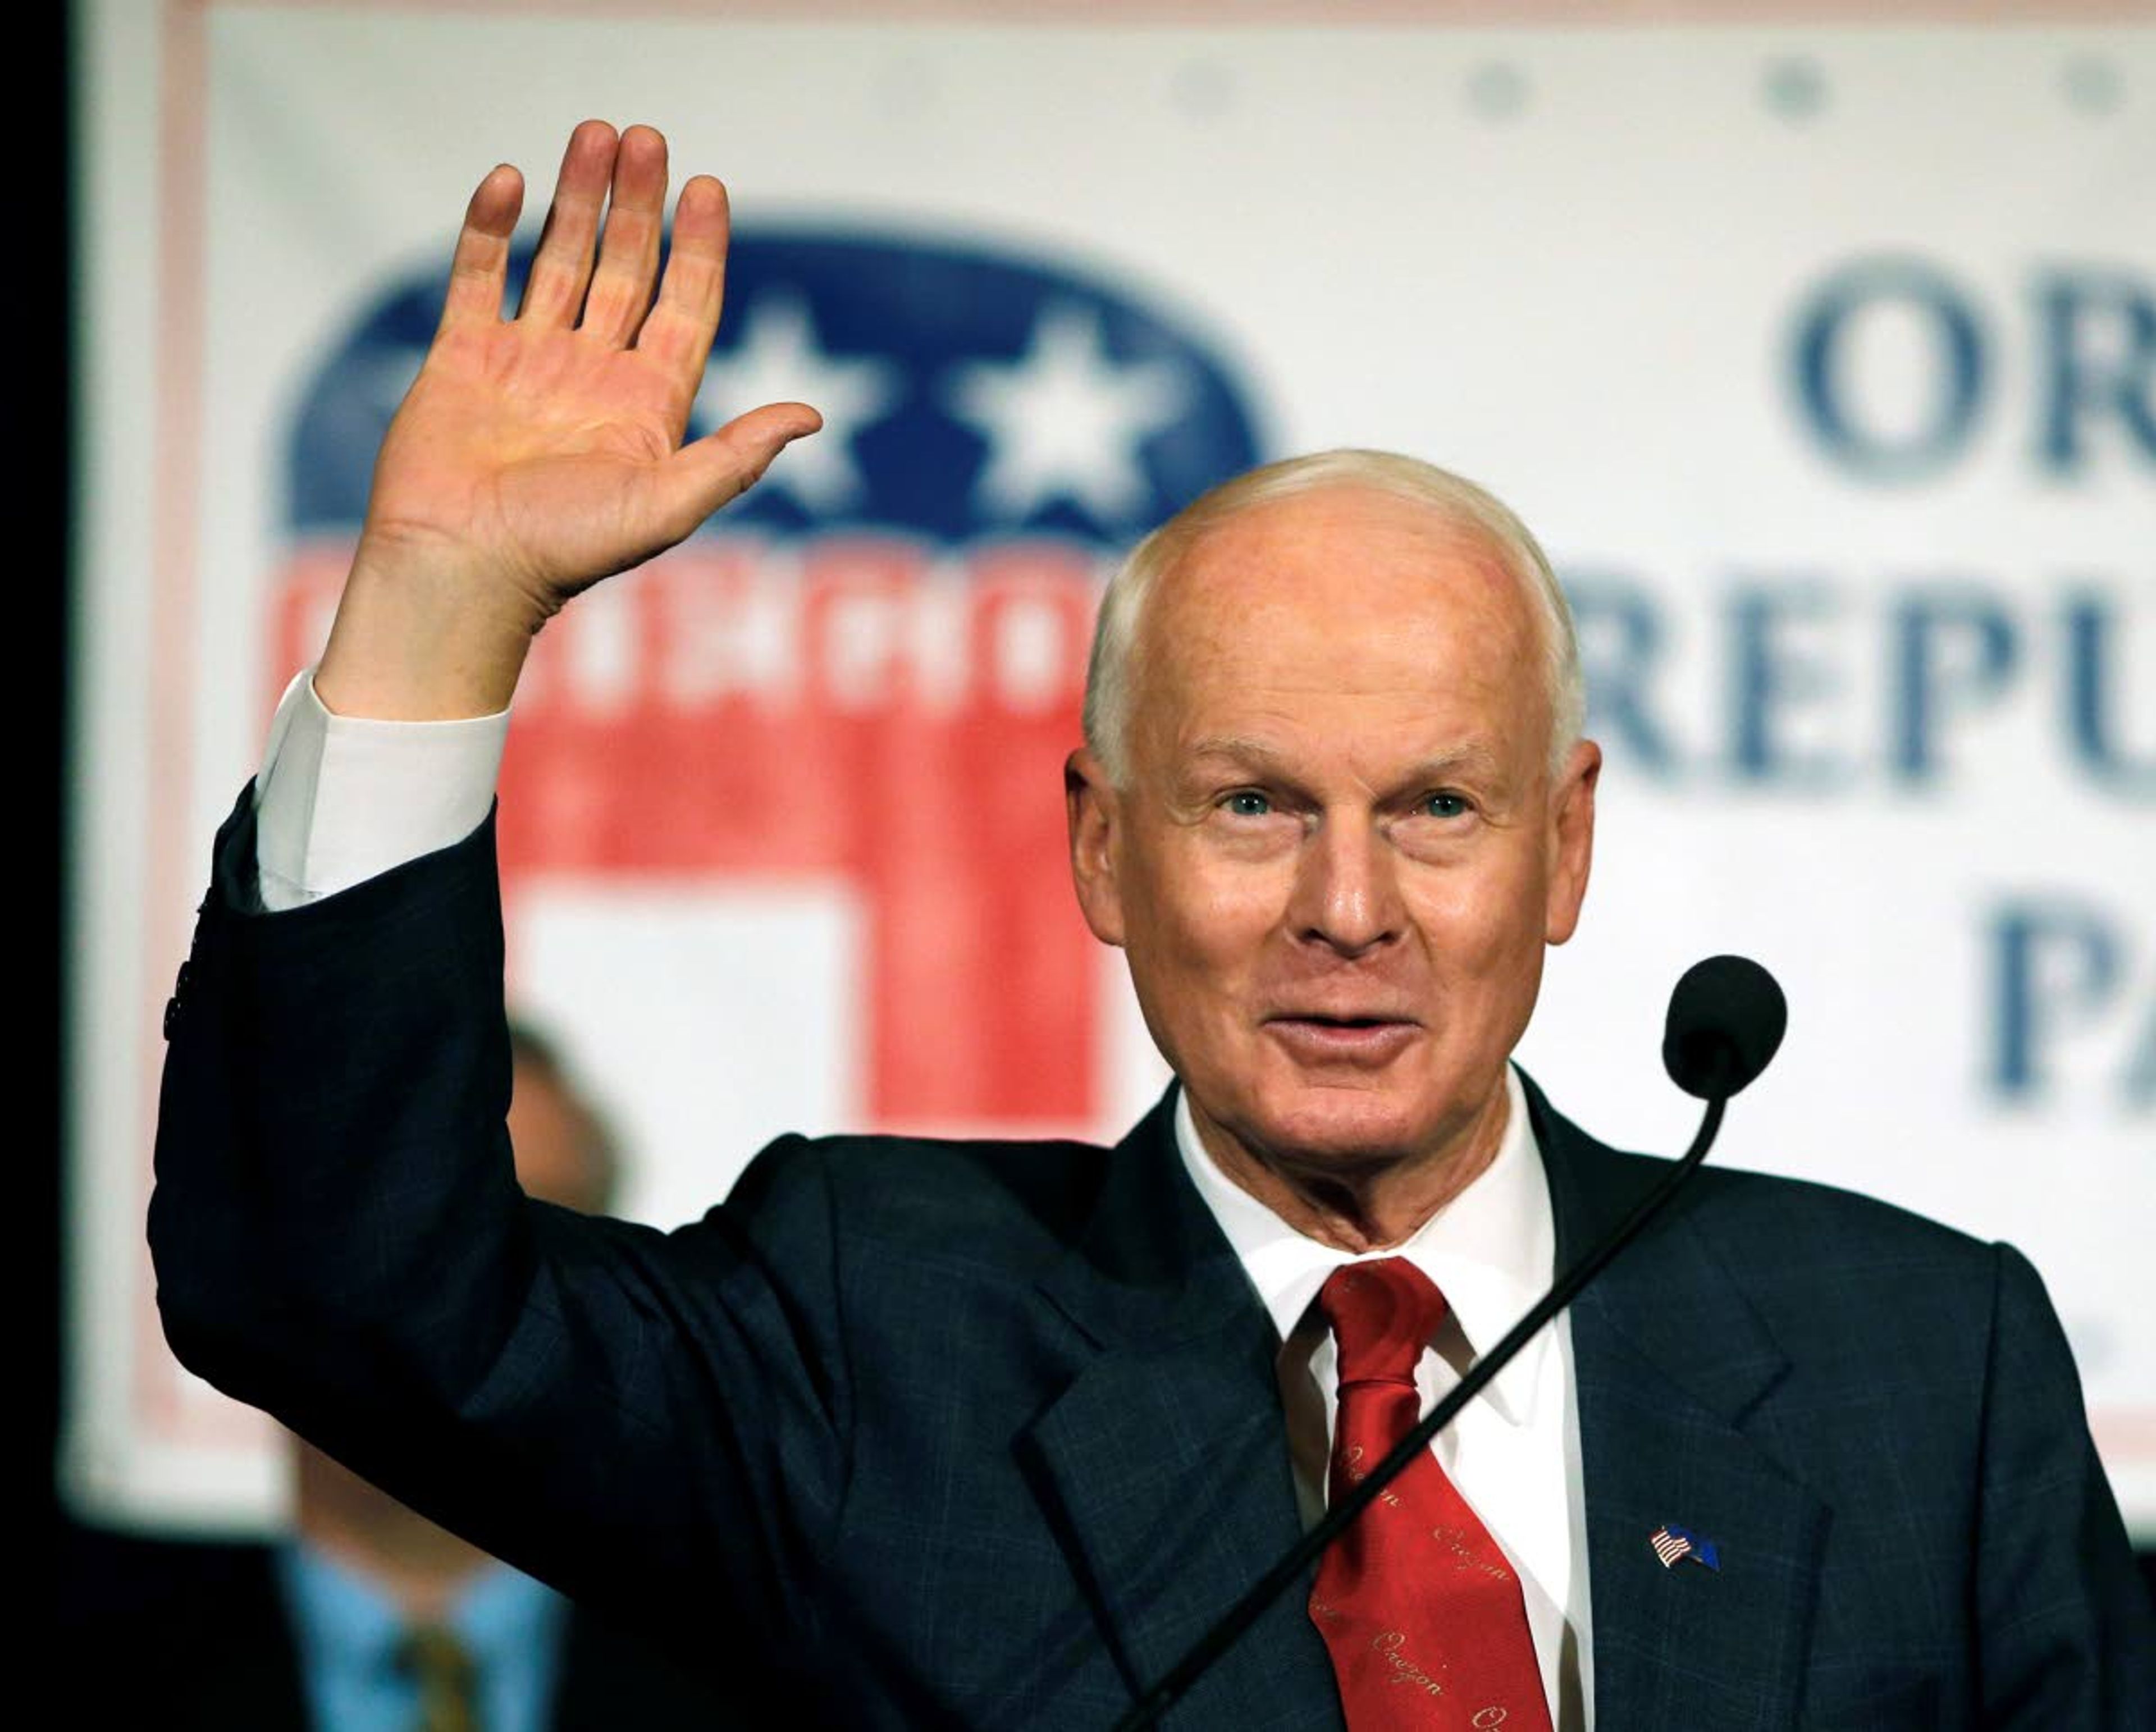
[1307, 1258, 1554, 1731]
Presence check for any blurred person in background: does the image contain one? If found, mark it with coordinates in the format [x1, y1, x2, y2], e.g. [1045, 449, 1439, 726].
[66, 1024, 744, 1730]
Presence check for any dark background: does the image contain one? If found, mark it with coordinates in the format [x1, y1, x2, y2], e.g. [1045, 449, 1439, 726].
[42, 0, 75, 1607]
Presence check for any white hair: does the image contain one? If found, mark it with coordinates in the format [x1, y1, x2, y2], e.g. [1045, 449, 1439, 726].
[1081, 449, 1586, 787]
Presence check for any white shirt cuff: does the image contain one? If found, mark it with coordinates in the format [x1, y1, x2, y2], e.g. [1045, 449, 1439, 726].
[252, 669, 510, 912]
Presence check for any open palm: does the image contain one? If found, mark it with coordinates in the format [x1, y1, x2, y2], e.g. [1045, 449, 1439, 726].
[319, 122, 818, 718]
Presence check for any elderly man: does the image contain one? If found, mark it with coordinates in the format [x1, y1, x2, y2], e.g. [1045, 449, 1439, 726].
[152, 122, 2150, 1729]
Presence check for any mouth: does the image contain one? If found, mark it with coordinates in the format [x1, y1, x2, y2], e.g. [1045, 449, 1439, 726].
[1262, 1013, 1420, 1064]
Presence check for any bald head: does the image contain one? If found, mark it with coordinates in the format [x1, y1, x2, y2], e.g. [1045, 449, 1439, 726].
[1081, 450, 1583, 788]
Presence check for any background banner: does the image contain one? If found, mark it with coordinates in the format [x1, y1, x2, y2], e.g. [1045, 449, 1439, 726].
[69, 1, 2153, 1536]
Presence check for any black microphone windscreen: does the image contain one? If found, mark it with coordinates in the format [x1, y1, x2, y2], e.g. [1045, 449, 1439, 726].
[1662, 955, 1788, 1099]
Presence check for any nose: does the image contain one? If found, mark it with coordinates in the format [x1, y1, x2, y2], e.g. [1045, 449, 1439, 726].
[1286, 815, 1405, 958]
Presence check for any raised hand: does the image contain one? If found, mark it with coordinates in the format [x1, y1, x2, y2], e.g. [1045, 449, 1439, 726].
[315, 121, 820, 719]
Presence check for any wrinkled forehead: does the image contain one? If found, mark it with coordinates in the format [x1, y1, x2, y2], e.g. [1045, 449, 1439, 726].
[1134, 484, 1546, 729]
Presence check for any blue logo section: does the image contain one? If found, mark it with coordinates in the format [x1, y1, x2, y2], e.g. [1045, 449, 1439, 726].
[287, 229, 1266, 545]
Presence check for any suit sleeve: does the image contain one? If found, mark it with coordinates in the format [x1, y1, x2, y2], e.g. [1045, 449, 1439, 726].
[1970, 1242, 2155, 1725]
[149, 786, 853, 1651]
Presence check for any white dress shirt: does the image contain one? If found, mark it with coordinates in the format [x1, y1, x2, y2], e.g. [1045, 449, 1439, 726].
[249, 668, 1593, 1725]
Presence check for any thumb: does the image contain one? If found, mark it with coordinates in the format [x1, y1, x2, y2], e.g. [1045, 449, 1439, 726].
[652, 402, 824, 538]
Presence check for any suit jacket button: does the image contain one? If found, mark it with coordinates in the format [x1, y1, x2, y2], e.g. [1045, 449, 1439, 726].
[163, 962, 193, 1040]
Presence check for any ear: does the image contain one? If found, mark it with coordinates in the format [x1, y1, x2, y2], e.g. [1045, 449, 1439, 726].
[1543, 738, 1601, 946]
[1065, 748, 1128, 948]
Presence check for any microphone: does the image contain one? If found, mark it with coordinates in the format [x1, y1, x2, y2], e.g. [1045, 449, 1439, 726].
[1662, 954, 1786, 1100]
[1111, 958, 1787, 1731]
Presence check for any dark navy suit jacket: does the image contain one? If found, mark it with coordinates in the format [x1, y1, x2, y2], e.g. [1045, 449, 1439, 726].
[150, 792, 2154, 1728]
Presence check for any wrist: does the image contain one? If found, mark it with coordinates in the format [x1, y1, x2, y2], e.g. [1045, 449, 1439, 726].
[315, 540, 542, 720]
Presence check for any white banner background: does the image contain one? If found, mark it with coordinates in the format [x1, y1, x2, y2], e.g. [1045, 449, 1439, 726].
[69, 1, 2154, 1538]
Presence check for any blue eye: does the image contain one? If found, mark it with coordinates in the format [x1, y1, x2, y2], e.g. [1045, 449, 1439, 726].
[1423, 793, 1469, 819]
[1224, 790, 1272, 817]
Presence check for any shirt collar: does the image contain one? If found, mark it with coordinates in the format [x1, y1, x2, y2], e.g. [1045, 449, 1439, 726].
[1175, 1064, 1555, 1425]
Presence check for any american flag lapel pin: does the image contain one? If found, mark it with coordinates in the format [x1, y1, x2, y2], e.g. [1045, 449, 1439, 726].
[1649, 1523, 1721, 1571]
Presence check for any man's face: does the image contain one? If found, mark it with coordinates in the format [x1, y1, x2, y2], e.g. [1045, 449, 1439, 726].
[1067, 483, 1598, 1184]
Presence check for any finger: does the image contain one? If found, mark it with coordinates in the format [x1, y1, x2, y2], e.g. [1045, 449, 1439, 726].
[647, 402, 824, 541]
[438, 164, 524, 331]
[634, 175, 733, 391]
[581, 124, 669, 349]
[517, 119, 618, 327]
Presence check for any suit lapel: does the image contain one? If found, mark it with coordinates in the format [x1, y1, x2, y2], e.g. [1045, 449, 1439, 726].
[1021, 1093, 1342, 1730]
[1531, 1084, 1825, 1730]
